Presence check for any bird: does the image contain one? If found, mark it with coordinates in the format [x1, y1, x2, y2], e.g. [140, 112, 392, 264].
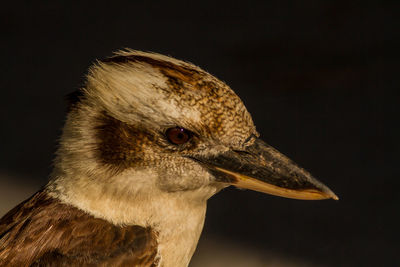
[0, 49, 338, 267]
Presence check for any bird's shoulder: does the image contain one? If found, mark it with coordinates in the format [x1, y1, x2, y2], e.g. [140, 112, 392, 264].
[0, 190, 159, 267]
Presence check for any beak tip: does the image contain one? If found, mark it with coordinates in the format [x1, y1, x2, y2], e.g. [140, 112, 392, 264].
[331, 194, 339, 201]
[323, 188, 339, 200]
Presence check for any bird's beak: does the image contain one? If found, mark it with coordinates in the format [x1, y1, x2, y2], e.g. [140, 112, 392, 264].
[190, 139, 338, 200]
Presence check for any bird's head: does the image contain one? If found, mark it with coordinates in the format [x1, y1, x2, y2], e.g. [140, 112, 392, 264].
[50, 50, 337, 215]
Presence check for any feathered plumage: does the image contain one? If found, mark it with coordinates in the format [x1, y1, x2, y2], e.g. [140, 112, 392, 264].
[0, 49, 337, 267]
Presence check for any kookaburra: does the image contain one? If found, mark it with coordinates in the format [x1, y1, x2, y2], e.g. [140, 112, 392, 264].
[0, 50, 338, 267]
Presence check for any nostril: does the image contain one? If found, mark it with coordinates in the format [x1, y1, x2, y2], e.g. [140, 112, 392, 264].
[232, 149, 251, 156]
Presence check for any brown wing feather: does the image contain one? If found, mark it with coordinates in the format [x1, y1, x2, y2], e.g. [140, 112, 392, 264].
[0, 191, 159, 267]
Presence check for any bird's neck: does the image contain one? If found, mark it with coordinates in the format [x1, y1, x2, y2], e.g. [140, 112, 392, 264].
[46, 168, 216, 267]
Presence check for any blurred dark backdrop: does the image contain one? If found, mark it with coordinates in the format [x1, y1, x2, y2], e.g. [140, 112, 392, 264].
[0, 1, 398, 266]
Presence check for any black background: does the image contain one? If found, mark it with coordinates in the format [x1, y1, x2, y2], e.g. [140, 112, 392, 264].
[0, 1, 398, 266]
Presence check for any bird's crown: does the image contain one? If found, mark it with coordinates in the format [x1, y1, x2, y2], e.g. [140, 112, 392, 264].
[83, 49, 257, 149]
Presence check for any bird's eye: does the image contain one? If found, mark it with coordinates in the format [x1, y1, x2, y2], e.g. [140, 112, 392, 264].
[166, 127, 191, 145]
